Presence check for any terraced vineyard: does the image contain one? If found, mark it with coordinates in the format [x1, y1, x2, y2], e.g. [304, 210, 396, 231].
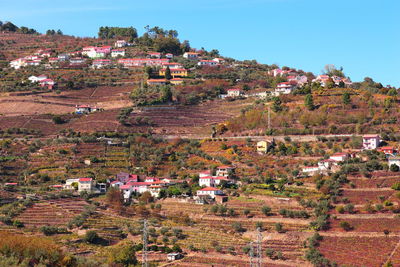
[16, 198, 88, 227]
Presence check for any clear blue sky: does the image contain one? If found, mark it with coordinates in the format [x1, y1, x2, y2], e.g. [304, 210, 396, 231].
[1, 0, 398, 86]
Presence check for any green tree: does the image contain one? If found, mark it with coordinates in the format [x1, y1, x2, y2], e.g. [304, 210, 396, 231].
[271, 97, 283, 112]
[342, 92, 351, 105]
[108, 242, 138, 266]
[390, 164, 400, 173]
[165, 66, 172, 80]
[304, 94, 315, 110]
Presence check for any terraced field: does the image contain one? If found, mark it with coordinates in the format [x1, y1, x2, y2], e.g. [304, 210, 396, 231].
[16, 198, 88, 227]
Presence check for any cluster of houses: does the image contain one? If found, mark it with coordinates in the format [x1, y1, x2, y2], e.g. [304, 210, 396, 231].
[299, 134, 386, 176]
[268, 68, 353, 96]
[110, 172, 174, 201]
[48, 164, 235, 204]
[312, 75, 352, 87]
[28, 74, 56, 89]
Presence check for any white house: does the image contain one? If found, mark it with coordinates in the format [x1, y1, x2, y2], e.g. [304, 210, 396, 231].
[302, 166, 321, 175]
[216, 166, 234, 177]
[110, 181, 123, 188]
[363, 135, 380, 150]
[227, 88, 243, 98]
[10, 58, 27, 69]
[199, 176, 228, 187]
[28, 75, 47, 83]
[115, 40, 127, 48]
[75, 105, 99, 114]
[111, 49, 125, 58]
[64, 178, 80, 190]
[120, 185, 133, 201]
[92, 59, 112, 69]
[197, 187, 224, 198]
[162, 62, 183, 69]
[183, 52, 199, 59]
[213, 58, 225, 64]
[70, 58, 86, 65]
[273, 82, 296, 96]
[329, 153, 348, 162]
[199, 170, 212, 178]
[197, 60, 218, 67]
[78, 178, 94, 193]
[318, 159, 337, 170]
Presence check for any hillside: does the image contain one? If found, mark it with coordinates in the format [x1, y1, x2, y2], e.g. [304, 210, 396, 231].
[0, 24, 399, 267]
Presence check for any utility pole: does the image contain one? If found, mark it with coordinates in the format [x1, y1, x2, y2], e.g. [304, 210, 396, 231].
[142, 219, 148, 267]
[268, 105, 271, 130]
[256, 227, 263, 267]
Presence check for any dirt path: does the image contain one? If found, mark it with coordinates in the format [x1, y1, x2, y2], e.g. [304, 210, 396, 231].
[385, 236, 400, 264]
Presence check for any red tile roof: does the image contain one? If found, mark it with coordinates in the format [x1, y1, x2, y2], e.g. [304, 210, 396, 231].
[79, 178, 92, 182]
[198, 187, 220, 191]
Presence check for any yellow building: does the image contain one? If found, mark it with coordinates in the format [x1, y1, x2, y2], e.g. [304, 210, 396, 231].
[159, 68, 188, 78]
[257, 141, 270, 153]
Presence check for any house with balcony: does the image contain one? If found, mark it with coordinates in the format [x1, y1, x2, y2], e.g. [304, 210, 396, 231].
[362, 135, 380, 150]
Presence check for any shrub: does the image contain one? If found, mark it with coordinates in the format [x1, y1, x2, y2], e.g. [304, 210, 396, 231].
[390, 164, 400, 172]
[392, 182, 400, 190]
[261, 205, 272, 216]
[339, 221, 353, 231]
[274, 223, 285, 233]
[52, 116, 66, 124]
[84, 230, 99, 244]
[231, 222, 245, 233]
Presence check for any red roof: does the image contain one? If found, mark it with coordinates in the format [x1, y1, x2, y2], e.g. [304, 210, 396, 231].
[148, 79, 167, 82]
[363, 134, 380, 138]
[380, 146, 394, 150]
[5, 183, 17, 185]
[130, 182, 152, 186]
[120, 185, 131, 190]
[332, 153, 348, 156]
[51, 185, 64, 188]
[79, 178, 92, 182]
[199, 187, 220, 191]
